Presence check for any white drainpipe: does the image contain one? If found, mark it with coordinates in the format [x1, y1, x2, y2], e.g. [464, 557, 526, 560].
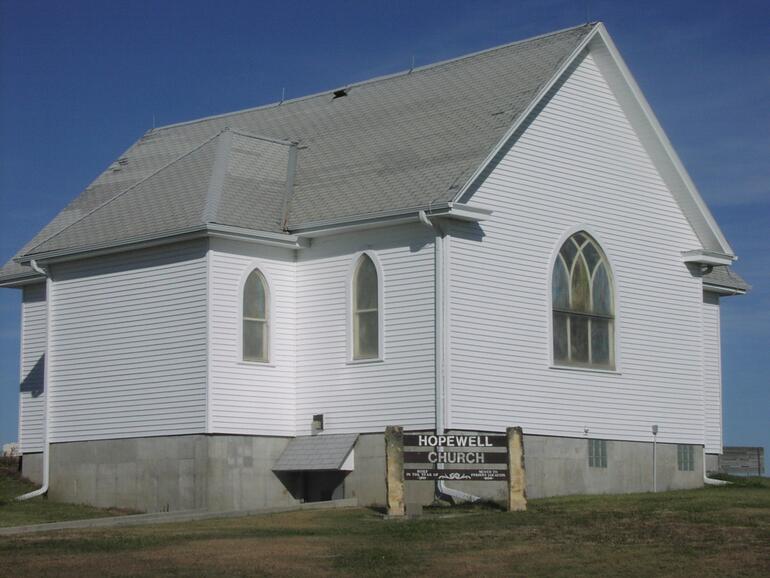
[16, 260, 51, 501]
[419, 211, 481, 504]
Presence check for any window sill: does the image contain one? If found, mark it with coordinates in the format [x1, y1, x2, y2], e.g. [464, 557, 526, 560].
[345, 358, 385, 366]
[237, 361, 276, 368]
[549, 365, 621, 376]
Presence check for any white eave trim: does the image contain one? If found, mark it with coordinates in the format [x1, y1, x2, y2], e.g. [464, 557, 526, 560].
[0, 272, 46, 288]
[17, 224, 307, 266]
[682, 250, 735, 266]
[452, 21, 735, 258]
[703, 283, 746, 296]
[590, 24, 734, 256]
[289, 202, 492, 237]
[206, 223, 309, 248]
[452, 23, 600, 203]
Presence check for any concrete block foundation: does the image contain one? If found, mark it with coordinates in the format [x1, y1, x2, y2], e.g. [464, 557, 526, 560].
[21, 432, 704, 512]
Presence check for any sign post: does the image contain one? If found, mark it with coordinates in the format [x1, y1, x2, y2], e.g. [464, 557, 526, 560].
[506, 427, 527, 512]
[385, 426, 405, 517]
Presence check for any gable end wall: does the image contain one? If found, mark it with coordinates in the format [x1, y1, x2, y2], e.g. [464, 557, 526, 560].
[448, 49, 706, 445]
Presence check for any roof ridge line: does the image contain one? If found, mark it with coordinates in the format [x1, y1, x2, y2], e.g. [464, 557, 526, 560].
[202, 129, 233, 224]
[23, 130, 226, 258]
[150, 22, 598, 134]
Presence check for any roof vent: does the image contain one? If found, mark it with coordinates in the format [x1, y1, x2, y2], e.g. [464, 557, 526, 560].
[332, 88, 349, 99]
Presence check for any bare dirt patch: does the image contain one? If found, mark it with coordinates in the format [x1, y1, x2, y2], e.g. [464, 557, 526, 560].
[11, 536, 337, 578]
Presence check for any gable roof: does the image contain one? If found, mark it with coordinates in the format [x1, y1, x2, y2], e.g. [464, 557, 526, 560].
[1, 24, 594, 281]
[0, 22, 740, 285]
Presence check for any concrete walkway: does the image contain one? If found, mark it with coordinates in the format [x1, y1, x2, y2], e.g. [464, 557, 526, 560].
[0, 497, 358, 536]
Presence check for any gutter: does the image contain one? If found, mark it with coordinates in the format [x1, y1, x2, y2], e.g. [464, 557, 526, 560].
[682, 249, 735, 266]
[702, 284, 746, 297]
[0, 272, 46, 289]
[17, 225, 307, 267]
[290, 203, 491, 238]
[15, 260, 51, 501]
[14, 204, 486, 270]
[418, 210, 481, 504]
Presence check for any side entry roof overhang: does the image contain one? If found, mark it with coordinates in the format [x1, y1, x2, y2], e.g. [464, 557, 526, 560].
[273, 434, 358, 472]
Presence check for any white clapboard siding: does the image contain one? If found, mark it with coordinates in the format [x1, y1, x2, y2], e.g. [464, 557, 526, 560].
[448, 50, 706, 445]
[208, 238, 296, 436]
[19, 283, 47, 453]
[295, 224, 436, 435]
[703, 292, 722, 453]
[48, 242, 208, 441]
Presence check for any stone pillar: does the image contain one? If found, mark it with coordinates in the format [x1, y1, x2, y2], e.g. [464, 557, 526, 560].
[506, 426, 527, 512]
[385, 426, 405, 517]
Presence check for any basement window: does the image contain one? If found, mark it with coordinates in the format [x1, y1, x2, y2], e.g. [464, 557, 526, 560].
[677, 445, 695, 471]
[588, 439, 607, 468]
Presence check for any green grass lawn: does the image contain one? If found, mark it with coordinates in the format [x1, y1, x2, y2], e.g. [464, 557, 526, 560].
[0, 470, 768, 577]
[0, 458, 132, 528]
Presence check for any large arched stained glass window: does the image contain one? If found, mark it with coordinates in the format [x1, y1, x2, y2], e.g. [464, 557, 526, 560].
[552, 232, 614, 368]
[352, 254, 379, 360]
[243, 269, 269, 362]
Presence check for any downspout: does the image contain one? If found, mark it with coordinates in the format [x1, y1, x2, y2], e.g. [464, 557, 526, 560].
[418, 210, 481, 504]
[16, 260, 51, 501]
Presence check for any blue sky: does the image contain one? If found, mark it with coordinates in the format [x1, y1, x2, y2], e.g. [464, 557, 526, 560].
[1, 0, 768, 457]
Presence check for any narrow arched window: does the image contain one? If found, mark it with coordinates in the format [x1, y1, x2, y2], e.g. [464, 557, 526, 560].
[243, 269, 269, 362]
[352, 254, 379, 360]
[552, 232, 614, 368]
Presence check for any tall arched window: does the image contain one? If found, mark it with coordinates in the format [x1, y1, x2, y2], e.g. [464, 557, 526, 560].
[243, 269, 269, 362]
[352, 254, 379, 360]
[552, 232, 614, 368]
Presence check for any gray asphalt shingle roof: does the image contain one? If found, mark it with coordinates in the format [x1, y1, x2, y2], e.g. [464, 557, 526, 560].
[1, 24, 594, 279]
[703, 266, 751, 292]
[273, 434, 358, 471]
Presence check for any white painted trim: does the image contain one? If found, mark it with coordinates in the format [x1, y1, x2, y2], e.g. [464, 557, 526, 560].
[453, 23, 734, 259]
[237, 261, 275, 365]
[17, 284, 28, 453]
[545, 225, 621, 372]
[682, 250, 734, 266]
[453, 25, 600, 204]
[290, 203, 491, 238]
[589, 24, 733, 256]
[548, 365, 622, 376]
[439, 230, 450, 431]
[346, 250, 385, 363]
[702, 284, 745, 296]
[205, 243, 212, 434]
[21, 225, 306, 266]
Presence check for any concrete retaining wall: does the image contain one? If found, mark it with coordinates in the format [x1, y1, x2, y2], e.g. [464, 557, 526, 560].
[20, 452, 43, 485]
[347, 432, 704, 504]
[38, 435, 296, 513]
[24, 432, 704, 512]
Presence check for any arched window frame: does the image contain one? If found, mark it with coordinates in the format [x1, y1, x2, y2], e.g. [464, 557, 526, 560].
[347, 251, 385, 363]
[239, 264, 272, 364]
[548, 228, 618, 371]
